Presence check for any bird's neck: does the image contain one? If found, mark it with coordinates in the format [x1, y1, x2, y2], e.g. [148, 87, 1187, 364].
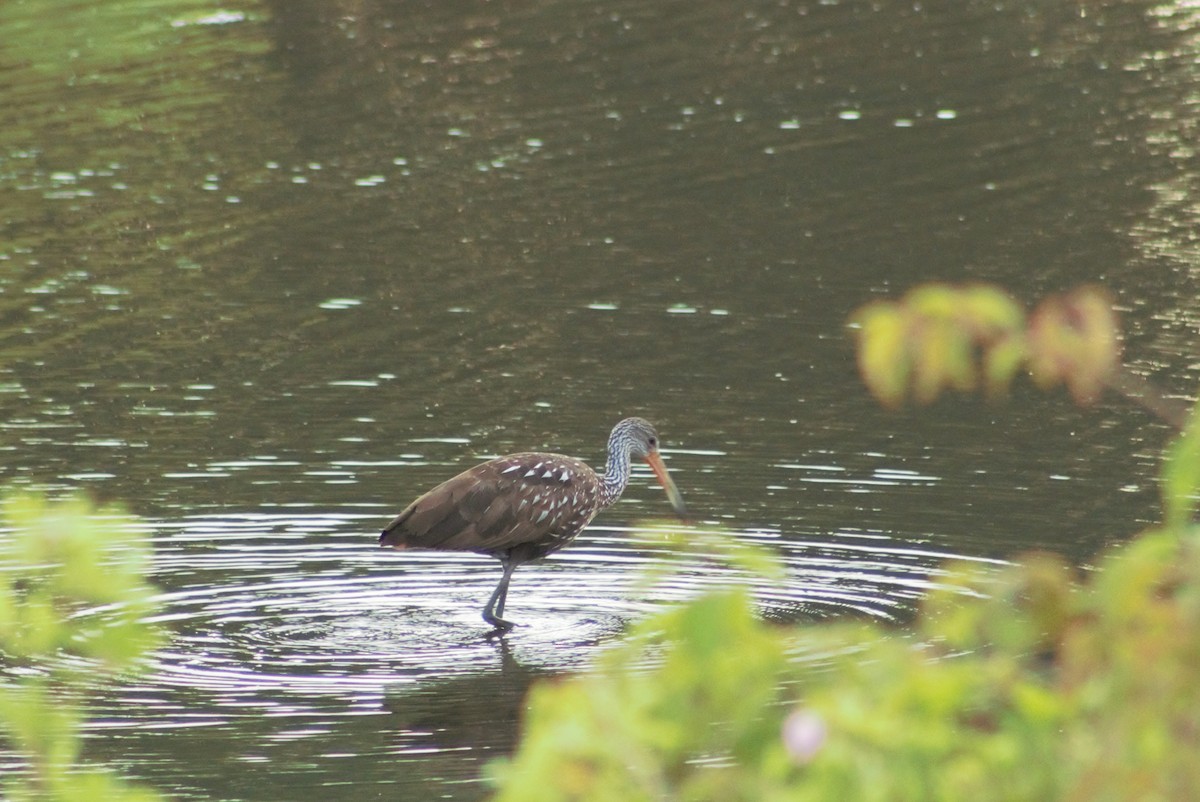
[599, 443, 632, 508]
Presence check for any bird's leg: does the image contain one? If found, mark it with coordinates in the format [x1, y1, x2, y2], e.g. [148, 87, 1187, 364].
[494, 573, 511, 619]
[482, 557, 518, 632]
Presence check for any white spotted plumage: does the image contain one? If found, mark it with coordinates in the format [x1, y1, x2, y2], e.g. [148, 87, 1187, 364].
[380, 417, 685, 631]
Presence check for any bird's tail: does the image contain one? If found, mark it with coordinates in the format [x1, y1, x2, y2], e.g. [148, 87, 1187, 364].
[379, 525, 408, 549]
[379, 504, 414, 549]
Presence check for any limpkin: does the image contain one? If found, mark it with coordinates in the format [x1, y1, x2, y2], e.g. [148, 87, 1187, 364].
[380, 417, 687, 631]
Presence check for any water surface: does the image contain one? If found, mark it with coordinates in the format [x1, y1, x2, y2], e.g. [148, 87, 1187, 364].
[2, 0, 1199, 798]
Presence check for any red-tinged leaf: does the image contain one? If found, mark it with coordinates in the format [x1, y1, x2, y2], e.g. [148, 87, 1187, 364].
[1065, 287, 1120, 404]
[1027, 287, 1120, 406]
[1026, 297, 1071, 389]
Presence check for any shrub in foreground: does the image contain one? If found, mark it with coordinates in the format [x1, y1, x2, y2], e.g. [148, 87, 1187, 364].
[489, 283, 1200, 801]
[0, 494, 163, 802]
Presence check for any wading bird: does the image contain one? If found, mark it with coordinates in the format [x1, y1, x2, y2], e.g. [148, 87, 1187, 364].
[380, 417, 687, 631]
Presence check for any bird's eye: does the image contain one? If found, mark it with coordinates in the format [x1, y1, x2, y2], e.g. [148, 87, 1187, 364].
[648, 437, 657, 447]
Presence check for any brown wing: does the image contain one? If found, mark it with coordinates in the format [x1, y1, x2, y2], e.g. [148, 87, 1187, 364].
[379, 453, 600, 556]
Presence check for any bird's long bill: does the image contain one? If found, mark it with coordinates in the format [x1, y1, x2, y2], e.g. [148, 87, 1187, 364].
[644, 452, 688, 518]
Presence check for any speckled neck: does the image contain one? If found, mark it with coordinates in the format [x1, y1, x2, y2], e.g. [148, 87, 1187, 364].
[599, 428, 634, 508]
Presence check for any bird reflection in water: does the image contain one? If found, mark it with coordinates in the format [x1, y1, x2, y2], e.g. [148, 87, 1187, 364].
[382, 637, 556, 754]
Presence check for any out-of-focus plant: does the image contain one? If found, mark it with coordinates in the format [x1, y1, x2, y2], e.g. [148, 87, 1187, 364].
[0, 493, 164, 802]
[487, 284, 1200, 802]
[851, 282, 1189, 427]
[853, 283, 1123, 405]
[488, 521, 1200, 802]
[854, 282, 1032, 405]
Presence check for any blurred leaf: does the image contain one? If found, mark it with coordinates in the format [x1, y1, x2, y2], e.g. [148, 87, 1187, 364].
[0, 683, 82, 772]
[911, 320, 957, 404]
[854, 302, 911, 409]
[1011, 681, 1066, 724]
[981, 335, 1027, 400]
[1026, 298, 1068, 388]
[0, 579, 17, 643]
[959, 285, 1025, 336]
[77, 611, 164, 667]
[633, 522, 785, 593]
[1085, 529, 1179, 629]
[906, 283, 959, 318]
[0, 492, 164, 800]
[1161, 410, 1200, 531]
[921, 555, 1074, 659]
[852, 283, 1125, 409]
[492, 521, 1200, 801]
[20, 591, 69, 656]
[0, 492, 162, 668]
[52, 769, 164, 802]
[1026, 287, 1119, 405]
[494, 585, 788, 802]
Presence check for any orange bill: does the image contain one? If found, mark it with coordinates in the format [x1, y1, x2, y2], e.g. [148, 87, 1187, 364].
[644, 451, 688, 518]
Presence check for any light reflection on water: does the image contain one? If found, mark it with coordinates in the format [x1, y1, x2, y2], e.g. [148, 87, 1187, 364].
[6, 501, 997, 800]
[103, 505, 996, 712]
[0, 501, 992, 797]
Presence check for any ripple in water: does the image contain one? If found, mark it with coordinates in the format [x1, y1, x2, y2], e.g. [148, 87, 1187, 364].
[4, 506, 998, 802]
[20, 509, 1002, 801]
[119, 510, 998, 705]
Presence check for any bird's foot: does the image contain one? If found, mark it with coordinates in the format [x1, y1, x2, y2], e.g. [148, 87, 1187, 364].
[483, 612, 517, 634]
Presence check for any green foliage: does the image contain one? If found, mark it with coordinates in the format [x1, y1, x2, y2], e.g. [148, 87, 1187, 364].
[491, 521, 1200, 801]
[0, 493, 163, 802]
[489, 585, 790, 802]
[490, 282, 1200, 802]
[1162, 404, 1200, 530]
[851, 284, 1118, 408]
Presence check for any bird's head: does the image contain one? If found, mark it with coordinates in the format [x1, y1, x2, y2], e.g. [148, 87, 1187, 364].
[611, 417, 688, 517]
